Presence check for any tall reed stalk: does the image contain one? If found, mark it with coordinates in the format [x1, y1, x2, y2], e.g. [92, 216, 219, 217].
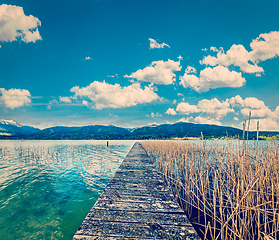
[141, 140, 279, 240]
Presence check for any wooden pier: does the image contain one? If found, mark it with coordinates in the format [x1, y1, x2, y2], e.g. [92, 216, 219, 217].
[73, 142, 200, 240]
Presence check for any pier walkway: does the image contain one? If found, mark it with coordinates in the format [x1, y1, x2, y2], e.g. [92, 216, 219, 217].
[73, 142, 200, 240]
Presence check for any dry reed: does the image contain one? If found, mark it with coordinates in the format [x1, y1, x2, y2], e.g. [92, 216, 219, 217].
[141, 140, 279, 240]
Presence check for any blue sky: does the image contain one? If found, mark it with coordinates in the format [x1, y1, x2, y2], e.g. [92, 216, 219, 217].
[1, 0, 279, 130]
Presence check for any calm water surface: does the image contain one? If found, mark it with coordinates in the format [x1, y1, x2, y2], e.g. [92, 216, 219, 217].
[0, 140, 136, 240]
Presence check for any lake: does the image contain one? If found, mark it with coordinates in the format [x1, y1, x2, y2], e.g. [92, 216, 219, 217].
[0, 139, 277, 239]
[0, 140, 136, 240]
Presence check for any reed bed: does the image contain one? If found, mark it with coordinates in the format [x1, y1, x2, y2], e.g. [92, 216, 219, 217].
[141, 140, 279, 240]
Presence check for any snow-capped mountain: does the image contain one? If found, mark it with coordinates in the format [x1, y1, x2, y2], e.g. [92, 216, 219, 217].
[0, 120, 22, 128]
[0, 120, 40, 135]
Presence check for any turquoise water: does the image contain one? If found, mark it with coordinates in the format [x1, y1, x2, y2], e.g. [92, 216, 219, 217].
[0, 140, 136, 240]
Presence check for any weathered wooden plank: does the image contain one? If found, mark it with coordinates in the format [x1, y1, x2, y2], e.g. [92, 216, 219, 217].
[105, 181, 168, 191]
[73, 142, 200, 240]
[74, 221, 198, 239]
[101, 187, 175, 199]
[113, 170, 161, 179]
[97, 191, 174, 202]
[93, 200, 183, 213]
[108, 177, 164, 185]
[84, 209, 191, 226]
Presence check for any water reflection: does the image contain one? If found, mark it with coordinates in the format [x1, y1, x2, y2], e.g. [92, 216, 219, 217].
[0, 140, 135, 240]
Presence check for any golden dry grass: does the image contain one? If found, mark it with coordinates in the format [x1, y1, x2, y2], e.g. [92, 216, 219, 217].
[141, 140, 279, 240]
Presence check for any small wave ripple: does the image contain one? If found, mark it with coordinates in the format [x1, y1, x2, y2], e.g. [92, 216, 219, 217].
[0, 140, 135, 240]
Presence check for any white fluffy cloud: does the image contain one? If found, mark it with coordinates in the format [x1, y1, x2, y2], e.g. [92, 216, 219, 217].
[197, 98, 234, 118]
[49, 99, 58, 104]
[47, 99, 58, 110]
[240, 108, 273, 119]
[0, 88, 31, 109]
[229, 95, 267, 110]
[0, 4, 42, 43]
[217, 95, 279, 130]
[179, 65, 245, 92]
[70, 81, 160, 110]
[191, 116, 222, 125]
[59, 96, 72, 103]
[174, 98, 234, 119]
[184, 66, 197, 74]
[229, 95, 275, 119]
[82, 100, 88, 107]
[170, 95, 279, 130]
[249, 31, 279, 63]
[246, 118, 279, 131]
[165, 108, 177, 115]
[200, 31, 279, 73]
[201, 45, 263, 73]
[179, 116, 222, 126]
[125, 59, 182, 85]
[210, 46, 223, 52]
[150, 112, 162, 118]
[176, 102, 199, 115]
[84, 56, 92, 61]
[149, 38, 170, 49]
[107, 74, 119, 78]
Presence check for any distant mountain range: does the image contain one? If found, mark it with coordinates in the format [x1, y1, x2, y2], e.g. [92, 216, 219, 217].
[0, 119, 278, 140]
[0, 120, 40, 135]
